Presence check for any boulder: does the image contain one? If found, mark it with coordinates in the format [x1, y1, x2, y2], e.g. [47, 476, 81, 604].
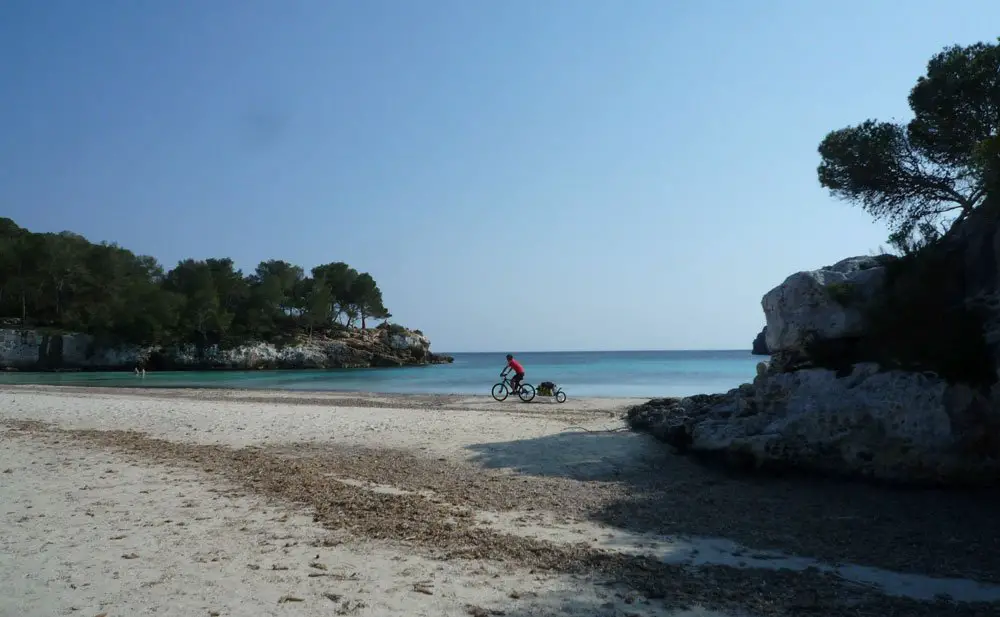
[762, 256, 891, 356]
[627, 364, 1000, 485]
[751, 326, 769, 355]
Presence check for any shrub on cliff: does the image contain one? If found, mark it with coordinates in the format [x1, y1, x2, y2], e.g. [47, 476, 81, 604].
[860, 245, 994, 386]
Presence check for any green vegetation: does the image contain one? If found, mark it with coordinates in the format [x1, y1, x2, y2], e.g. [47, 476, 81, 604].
[0, 218, 391, 347]
[863, 248, 995, 385]
[812, 39, 1000, 385]
[817, 39, 999, 253]
[824, 282, 857, 307]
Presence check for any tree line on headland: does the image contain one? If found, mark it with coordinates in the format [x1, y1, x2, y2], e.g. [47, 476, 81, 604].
[0, 218, 391, 347]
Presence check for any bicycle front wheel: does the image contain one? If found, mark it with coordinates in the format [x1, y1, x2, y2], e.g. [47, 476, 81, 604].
[491, 383, 509, 401]
[517, 383, 535, 402]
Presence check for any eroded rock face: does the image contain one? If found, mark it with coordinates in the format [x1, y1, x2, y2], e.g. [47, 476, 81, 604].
[0, 330, 144, 370]
[762, 256, 890, 355]
[660, 209, 1000, 486]
[627, 364, 1000, 485]
[0, 326, 453, 371]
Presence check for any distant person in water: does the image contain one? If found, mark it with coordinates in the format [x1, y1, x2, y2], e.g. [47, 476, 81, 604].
[505, 354, 525, 393]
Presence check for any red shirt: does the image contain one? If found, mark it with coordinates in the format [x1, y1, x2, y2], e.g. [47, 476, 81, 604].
[507, 358, 524, 374]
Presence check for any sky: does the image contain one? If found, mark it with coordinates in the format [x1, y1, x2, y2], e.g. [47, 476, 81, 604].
[1, 1, 998, 353]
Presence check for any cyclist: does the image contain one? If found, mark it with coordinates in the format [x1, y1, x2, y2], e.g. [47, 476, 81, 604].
[504, 354, 525, 393]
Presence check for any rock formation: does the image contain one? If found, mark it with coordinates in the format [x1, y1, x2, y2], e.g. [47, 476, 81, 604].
[628, 365, 1000, 485]
[750, 327, 769, 355]
[629, 205, 1000, 485]
[0, 323, 453, 371]
[761, 256, 891, 355]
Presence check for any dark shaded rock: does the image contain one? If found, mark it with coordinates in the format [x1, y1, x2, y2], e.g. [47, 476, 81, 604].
[751, 326, 769, 355]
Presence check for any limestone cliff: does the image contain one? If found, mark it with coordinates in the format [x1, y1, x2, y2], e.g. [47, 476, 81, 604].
[629, 205, 1000, 485]
[0, 323, 453, 371]
[628, 366, 1000, 485]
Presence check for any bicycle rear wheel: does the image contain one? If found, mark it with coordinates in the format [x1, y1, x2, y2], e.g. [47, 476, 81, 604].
[491, 383, 509, 401]
[517, 383, 535, 402]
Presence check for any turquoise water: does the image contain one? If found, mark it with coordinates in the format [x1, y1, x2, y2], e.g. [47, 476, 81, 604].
[0, 350, 762, 398]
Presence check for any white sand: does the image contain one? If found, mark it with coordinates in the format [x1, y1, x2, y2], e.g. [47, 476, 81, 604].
[0, 387, 640, 456]
[3, 432, 722, 617]
[2, 385, 999, 615]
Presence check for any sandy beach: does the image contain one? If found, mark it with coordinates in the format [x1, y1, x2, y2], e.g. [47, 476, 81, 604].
[2, 386, 1000, 617]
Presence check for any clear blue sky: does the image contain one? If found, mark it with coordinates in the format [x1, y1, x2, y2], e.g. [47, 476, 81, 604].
[1, 1, 996, 352]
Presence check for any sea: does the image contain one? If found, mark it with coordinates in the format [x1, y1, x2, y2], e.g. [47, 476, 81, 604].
[0, 350, 763, 399]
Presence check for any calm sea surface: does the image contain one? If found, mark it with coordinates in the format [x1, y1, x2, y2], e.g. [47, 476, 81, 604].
[0, 350, 763, 399]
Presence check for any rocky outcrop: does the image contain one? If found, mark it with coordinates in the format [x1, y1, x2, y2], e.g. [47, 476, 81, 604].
[761, 255, 892, 357]
[631, 209, 1000, 485]
[750, 327, 769, 355]
[627, 364, 1000, 485]
[0, 324, 453, 371]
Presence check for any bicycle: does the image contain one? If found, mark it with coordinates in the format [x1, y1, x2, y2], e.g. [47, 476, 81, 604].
[491, 372, 536, 402]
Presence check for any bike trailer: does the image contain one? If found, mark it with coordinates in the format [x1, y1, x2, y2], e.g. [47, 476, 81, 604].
[537, 381, 558, 396]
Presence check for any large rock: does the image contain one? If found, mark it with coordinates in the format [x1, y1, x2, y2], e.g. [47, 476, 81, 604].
[762, 256, 890, 355]
[629, 207, 1000, 487]
[0, 325, 454, 371]
[627, 363, 1000, 485]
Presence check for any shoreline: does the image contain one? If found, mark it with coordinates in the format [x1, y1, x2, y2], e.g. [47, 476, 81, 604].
[0, 384, 645, 414]
[0, 383, 646, 403]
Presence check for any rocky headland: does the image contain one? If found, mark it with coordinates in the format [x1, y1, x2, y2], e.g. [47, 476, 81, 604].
[1, 217, 455, 373]
[0, 322, 453, 372]
[628, 203, 1000, 486]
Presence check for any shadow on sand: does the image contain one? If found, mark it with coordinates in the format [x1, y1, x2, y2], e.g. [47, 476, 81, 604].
[466, 590, 731, 617]
[464, 428, 1000, 585]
